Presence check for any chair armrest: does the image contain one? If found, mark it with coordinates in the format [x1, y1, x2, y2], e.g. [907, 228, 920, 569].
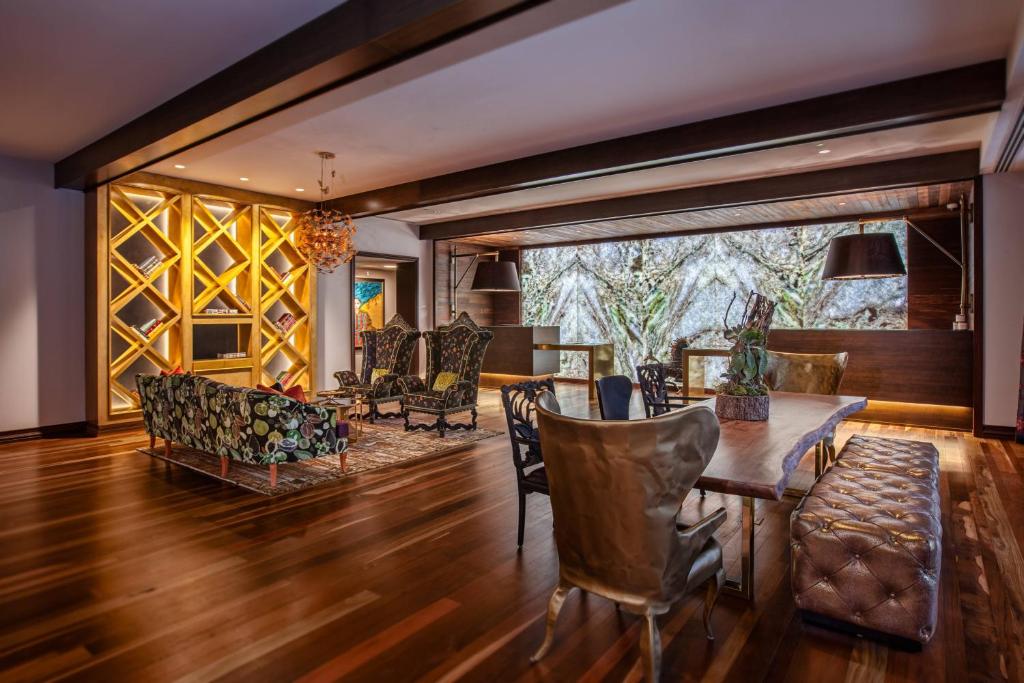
[335, 370, 360, 387]
[442, 380, 472, 407]
[397, 375, 427, 394]
[371, 373, 400, 397]
[677, 507, 727, 548]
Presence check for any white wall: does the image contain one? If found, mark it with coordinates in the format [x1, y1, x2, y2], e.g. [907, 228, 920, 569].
[317, 216, 432, 389]
[0, 155, 85, 431]
[982, 172, 1024, 428]
[352, 264, 397, 371]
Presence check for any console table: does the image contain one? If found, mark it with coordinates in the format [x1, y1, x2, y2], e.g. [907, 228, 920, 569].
[533, 342, 614, 400]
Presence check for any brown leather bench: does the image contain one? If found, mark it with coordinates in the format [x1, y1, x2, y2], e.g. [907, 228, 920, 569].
[790, 434, 941, 647]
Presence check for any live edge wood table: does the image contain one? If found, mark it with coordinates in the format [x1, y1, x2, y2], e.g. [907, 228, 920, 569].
[696, 391, 867, 600]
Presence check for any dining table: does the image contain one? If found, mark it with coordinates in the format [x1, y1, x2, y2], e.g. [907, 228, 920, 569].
[694, 391, 867, 600]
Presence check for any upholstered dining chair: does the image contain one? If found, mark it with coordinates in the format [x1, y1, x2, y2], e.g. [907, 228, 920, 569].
[398, 312, 493, 437]
[532, 395, 726, 681]
[765, 350, 849, 466]
[636, 362, 689, 418]
[500, 378, 555, 548]
[595, 375, 633, 420]
[335, 313, 421, 421]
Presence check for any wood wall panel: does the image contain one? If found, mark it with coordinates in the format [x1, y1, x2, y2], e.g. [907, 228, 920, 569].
[768, 329, 972, 407]
[492, 249, 522, 325]
[907, 215, 964, 329]
[433, 241, 494, 326]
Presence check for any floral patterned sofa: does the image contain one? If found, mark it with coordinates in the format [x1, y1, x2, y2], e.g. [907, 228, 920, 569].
[136, 373, 345, 487]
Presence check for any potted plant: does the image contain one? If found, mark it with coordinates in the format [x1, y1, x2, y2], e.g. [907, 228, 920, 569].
[715, 291, 776, 421]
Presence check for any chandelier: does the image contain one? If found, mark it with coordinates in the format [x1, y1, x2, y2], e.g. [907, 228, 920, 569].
[295, 151, 357, 273]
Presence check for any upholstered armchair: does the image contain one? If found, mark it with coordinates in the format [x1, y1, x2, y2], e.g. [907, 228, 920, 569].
[334, 313, 420, 421]
[532, 394, 725, 681]
[765, 350, 849, 468]
[399, 312, 494, 437]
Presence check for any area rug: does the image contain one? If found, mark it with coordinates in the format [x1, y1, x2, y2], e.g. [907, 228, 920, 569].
[137, 421, 503, 496]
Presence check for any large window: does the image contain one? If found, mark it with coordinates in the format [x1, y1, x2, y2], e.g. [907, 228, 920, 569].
[521, 221, 907, 378]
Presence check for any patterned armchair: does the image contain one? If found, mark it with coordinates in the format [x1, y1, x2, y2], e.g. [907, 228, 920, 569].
[334, 313, 421, 421]
[136, 373, 344, 488]
[398, 312, 494, 437]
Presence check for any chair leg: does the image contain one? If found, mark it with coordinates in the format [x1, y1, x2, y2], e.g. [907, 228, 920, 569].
[269, 463, 278, 488]
[517, 491, 527, 549]
[699, 488, 706, 498]
[437, 415, 446, 438]
[531, 585, 576, 663]
[220, 456, 229, 478]
[402, 407, 411, 432]
[470, 408, 478, 430]
[639, 611, 662, 682]
[703, 569, 725, 640]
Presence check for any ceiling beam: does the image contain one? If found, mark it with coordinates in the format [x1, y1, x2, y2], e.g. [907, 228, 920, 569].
[419, 149, 980, 240]
[54, 0, 549, 190]
[331, 60, 1003, 217]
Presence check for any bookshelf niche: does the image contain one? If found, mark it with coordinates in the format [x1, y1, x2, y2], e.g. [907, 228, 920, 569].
[87, 175, 317, 430]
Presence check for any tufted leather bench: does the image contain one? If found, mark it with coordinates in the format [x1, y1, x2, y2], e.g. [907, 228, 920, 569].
[790, 434, 941, 646]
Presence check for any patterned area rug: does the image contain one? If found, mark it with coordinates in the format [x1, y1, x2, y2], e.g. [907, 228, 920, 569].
[138, 419, 503, 496]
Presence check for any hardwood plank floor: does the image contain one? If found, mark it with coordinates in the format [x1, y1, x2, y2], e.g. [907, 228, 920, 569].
[0, 385, 1021, 682]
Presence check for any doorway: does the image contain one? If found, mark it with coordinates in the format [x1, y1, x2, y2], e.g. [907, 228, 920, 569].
[350, 252, 420, 374]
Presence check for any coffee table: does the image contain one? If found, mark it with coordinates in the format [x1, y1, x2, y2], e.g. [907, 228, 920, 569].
[694, 391, 867, 599]
[312, 391, 366, 460]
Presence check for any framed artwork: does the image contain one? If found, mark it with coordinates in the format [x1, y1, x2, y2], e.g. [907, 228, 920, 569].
[354, 278, 385, 349]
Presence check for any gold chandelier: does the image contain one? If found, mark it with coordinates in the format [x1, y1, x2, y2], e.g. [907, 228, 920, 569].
[295, 151, 357, 273]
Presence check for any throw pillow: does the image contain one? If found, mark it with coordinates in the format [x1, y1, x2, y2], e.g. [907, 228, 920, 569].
[432, 371, 460, 392]
[160, 366, 185, 376]
[255, 383, 307, 403]
[370, 368, 389, 384]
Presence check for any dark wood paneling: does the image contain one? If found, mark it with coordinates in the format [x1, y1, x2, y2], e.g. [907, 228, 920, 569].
[433, 241, 494, 326]
[768, 329, 973, 407]
[481, 325, 559, 375]
[55, 0, 549, 189]
[907, 215, 964, 329]
[332, 61, 1003, 217]
[421, 151, 980, 240]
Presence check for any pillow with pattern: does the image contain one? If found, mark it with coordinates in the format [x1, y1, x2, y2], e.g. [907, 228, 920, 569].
[370, 367, 389, 384]
[432, 371, 460, 392]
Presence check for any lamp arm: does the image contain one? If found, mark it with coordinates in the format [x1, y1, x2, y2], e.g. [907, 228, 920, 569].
[905, 219, 963, 270]
[453, 253, 481, 289]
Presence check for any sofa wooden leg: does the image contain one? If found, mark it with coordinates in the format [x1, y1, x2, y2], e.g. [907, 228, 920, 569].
[269, 463, 278, 488]
[163, 439, 172, 458]
[149, 434, 156, 449]
[220, 456, 229, 478]
[340, 453, 348, 470]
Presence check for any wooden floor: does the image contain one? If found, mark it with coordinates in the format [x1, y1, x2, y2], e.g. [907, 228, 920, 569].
[1, 385, 1022, 682]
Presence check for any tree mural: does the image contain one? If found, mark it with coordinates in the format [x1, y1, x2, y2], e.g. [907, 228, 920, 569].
[521, 221, 907, 378]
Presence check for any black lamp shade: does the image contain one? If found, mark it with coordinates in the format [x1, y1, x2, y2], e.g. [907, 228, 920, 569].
[821, 232, 907, 280]
[471, 260, 521, 291]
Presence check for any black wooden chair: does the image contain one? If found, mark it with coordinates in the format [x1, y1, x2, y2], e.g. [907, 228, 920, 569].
[500, 378, 555, 549]
[595, 375, 632, 420]
[636, 362, 690, 418]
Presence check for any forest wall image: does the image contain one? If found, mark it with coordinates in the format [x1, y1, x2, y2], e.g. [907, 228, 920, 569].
[521, 221, 907, 379]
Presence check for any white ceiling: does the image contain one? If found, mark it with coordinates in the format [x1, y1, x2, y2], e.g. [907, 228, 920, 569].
[143, 0, 1021, 201]
[0, 0, 342, 161]
[387, 114, 995, 223]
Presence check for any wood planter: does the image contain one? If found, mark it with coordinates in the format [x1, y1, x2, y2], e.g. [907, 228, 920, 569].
[715, 393, 770, 421]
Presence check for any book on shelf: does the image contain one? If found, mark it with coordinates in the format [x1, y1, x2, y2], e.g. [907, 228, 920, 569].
[273, 312, 297, 334]
[131, 317, 162, 340]
[203, 307, 239, 315]
[275, 370, 292, 386]
[216, 351, 248, 359]
[135, 256, 162, 276]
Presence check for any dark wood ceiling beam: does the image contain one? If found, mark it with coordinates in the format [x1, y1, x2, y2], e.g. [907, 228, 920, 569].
[419, 149, 979, 240]
[332, 60, 1003, 217]
[55, 0, 550, 190]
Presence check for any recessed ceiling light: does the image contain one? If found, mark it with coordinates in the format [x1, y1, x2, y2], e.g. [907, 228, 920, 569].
[816, 143, 825, 147]
[239, 177, 249, 182]
[818, 149, 831, 154]
[173, 164, 186, 169]
[838, 201, 847, 206]
[295, 188, 304, 192]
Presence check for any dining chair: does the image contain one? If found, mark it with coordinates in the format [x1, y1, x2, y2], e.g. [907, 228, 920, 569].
[595, 374, 632, 420]
[500, 378, 555, 549]
[765, 350, 849, 466]
[532, 397, 725, 681]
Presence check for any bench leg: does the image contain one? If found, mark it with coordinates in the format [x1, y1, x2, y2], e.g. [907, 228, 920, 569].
[163, 439, 172, 458]
[149, 434, 156, 449]
[220, 456, 229, 478]
[269, 463, 278, 488]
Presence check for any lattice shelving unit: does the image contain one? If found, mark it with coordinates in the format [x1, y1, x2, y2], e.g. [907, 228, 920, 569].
[88, 176, 316, 430]
[106, 184, 184, 415]
[259, 207, 315, 389]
